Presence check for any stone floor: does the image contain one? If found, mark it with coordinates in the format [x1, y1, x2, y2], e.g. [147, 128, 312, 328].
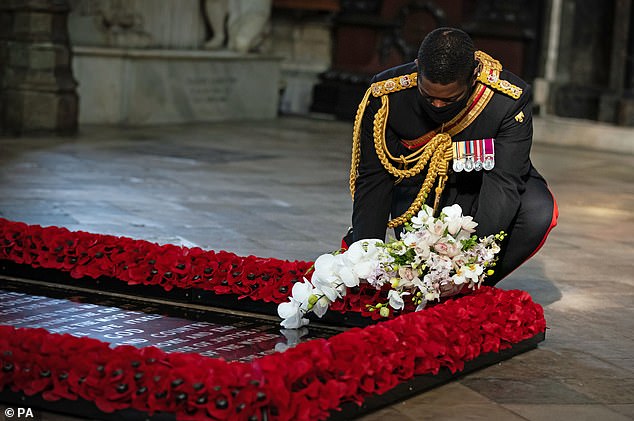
[0, 116, 633, 420]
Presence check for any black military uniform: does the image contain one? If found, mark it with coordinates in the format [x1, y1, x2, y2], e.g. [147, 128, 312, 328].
[349, 52, 557, 285]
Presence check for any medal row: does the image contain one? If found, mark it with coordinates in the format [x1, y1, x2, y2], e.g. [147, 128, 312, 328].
[452, 138, 495, 172]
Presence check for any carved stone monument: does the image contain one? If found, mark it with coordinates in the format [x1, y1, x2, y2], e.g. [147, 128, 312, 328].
[204, 0, 272, 53]
[67, 0, 207, 49]
[66, 0, 279, 125]
[0, 0, 78, 135]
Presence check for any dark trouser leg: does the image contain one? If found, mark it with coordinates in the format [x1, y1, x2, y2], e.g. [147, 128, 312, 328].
[484, 175, 558, 286]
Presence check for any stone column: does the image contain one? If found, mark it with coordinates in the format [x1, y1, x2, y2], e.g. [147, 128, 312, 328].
[0, 0, 78, 135]
[545, 1, 615, 121]
[617, 1, 634, 126]
[598, 0, 632, 124]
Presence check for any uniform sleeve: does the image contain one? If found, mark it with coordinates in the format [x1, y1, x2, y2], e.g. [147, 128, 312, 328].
[351, 95, 394, 241]
[474, 86, 533, 236]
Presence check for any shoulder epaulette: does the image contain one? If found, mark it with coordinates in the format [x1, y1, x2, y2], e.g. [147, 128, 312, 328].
[368, 52, 522, 99]
[370, 72, 417, 97]
[475, 51, 523, 99]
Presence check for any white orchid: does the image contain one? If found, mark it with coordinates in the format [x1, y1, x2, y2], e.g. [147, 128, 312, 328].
[452, 263, 484, 285]
[311, 254, 350, 300]
[277, 204, 503, 328]
[311, 291, 331, 318]
[442, 204, 463, 235]
[311, 273, 341, 301]
[387, 289, 409, 310]
[400, 230, 418, 247]
[410, 205, 435, 229]
[312, 253, 337, 283]
[277, 280, 316, 328]
[346, 239, 384, 262]
[366, 265, 390, 288]
[460, 215, 478, 233]
[346, 239, 384, 278]
[292, 280, 314, 307]
[332, 253, 357, 287]
[278, 300, 308, 329]
[428, 253, 453, 273]
[428, 219, 447, 240]
[441, 203, 478, 236]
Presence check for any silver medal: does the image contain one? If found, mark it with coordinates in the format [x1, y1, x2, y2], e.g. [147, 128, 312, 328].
[483, 156, 495, 170]
[464, 156, 475, 172]
[482, 138, 495, 170]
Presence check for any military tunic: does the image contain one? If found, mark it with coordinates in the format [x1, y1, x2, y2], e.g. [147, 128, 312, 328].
[350, 53, 557, 284]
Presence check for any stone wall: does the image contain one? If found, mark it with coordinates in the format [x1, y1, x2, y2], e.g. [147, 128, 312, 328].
[266, 12, 333, 114]
[0, 0, 78, 135]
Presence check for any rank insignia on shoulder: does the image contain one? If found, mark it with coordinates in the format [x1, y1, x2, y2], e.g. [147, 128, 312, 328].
[475, 51, 523, 100]
[515, 111, 525, 123]
[452, 139, 495, 172]
[371, 72, 418, 97]
[477, 69, 523, 99]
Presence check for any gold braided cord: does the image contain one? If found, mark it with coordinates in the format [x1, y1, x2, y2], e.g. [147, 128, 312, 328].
[349, 86, 373, 199]
[369, 94, 454, 227]
[373, 96, 440, 180]
[432, 139, 454, 212]
[385, 132, 453, 228]
[349, 92, 454, 228]
[381, 127, 430, 165]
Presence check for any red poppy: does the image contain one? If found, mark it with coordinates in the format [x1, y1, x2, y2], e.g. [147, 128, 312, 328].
[0, 219, 547, 420]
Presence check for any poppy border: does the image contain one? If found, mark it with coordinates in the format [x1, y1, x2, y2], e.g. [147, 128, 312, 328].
[0, 219, 546, 420]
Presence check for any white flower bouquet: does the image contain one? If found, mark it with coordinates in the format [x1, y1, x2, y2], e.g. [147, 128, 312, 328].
[278, 204, 505, 328]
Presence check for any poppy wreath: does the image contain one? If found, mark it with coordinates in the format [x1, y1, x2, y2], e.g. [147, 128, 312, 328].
[1, 285, 545, 420]
[0, 219, 443, 319]
[0, 219, 546, 419]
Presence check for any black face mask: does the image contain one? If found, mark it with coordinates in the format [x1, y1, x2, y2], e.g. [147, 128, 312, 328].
[419, 94, 470, 125]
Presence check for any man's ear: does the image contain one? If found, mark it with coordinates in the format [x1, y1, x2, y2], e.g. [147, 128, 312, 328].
[471, 66, 478, 86]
